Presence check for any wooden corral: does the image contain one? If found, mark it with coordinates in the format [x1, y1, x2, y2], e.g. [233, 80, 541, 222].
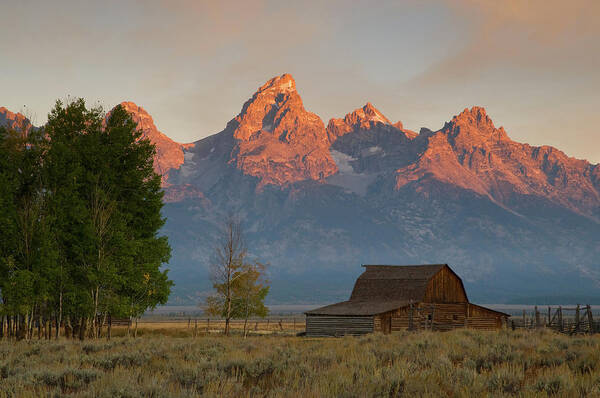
[306, 264, 508, 337]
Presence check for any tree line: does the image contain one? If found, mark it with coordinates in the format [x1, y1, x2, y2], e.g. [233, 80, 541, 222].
[0, 99, 172, 340]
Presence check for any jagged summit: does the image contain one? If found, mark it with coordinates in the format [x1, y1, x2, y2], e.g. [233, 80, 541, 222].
[227, 74, 337, 187]
[442, 106, 508, 141]
[342, 102, 391, 127]
[361, 102, 391, 124]
[113, 101, 185, 185]
[257, 73, 296, 93]
[327, 103, 415, 142]
[0, 106, 32, 132]
[452, 106, 495, 128]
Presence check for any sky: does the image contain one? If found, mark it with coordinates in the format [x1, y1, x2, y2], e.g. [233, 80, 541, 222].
[1, 0, 599, 163]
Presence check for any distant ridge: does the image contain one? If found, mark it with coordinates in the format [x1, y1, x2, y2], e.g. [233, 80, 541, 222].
[2, 75, 599, 304]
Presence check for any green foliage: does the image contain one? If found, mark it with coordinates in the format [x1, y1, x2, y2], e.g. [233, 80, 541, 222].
[204, 217, 269, 334]
[0, 99, 172, 339]
[230, 262, 269, 320]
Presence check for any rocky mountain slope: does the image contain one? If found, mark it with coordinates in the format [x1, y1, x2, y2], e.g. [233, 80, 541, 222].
[3, 75, 599, 304]
[117, 102, 187, 186]
[0, 107, 31, 133]
[145, 74, 599, 304]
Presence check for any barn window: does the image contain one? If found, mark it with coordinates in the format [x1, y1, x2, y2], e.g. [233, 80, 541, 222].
[452, 315, 458, 321]
[427, 314, 432, 320]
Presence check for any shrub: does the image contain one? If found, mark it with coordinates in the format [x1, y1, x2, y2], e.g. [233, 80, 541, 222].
[487, 367, 523, 394]
[534, 374, 567, 396]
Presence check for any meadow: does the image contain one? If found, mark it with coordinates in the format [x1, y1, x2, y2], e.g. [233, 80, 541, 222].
[1, 329, 600, 397]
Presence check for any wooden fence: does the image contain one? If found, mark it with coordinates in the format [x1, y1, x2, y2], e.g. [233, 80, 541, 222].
[509, 305, 599, 335]
[130, 317, 307, 336]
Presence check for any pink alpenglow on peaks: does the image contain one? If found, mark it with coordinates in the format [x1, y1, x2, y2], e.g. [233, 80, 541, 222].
[0, 107, 32, 133]
[230, 73, 337, 187]
[115, 102, 186, 186]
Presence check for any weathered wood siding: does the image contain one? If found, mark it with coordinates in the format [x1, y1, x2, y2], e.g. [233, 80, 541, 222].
[423, 266, 468, 303]
[375, 303, 467, 332]
[374, 302, 505, 332]
[466, 303, 504, 329]
[306, 315, 374, 337]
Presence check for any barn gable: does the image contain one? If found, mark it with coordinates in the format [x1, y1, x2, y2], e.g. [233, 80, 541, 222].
[423, 265, 468, 303]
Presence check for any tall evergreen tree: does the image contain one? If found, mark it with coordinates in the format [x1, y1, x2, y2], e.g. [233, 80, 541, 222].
[0, 98, 173, 340]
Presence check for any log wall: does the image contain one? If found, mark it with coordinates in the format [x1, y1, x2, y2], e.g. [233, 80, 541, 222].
[306, 315, 374, 337]
[374, 302, 505, 332]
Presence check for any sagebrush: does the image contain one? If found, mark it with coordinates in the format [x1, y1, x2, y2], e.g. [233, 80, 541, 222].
[1, 329, 600, 397]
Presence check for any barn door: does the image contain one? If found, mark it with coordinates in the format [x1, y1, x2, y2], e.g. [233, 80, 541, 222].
[382, 314, 392, 334]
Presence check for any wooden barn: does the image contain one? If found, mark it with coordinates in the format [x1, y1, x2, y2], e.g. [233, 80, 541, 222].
[305, 264, 508, 337]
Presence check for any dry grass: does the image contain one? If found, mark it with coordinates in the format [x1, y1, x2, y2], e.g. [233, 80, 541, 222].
[1, 329, 600, 397]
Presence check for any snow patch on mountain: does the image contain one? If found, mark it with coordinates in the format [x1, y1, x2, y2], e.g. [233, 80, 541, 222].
[328, 149, 378, 195]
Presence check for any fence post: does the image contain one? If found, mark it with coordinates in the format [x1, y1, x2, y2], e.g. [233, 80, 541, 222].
[586, 305, 593, 334]
[558, 307, 563, 332]
[194, 319, 198, 337]
[522, 310, 526, 329]
[206, 318, 210, 333]
[535, 306, 540, 328]
[575, 305, 580, 334]
[547, 307, 551, 327]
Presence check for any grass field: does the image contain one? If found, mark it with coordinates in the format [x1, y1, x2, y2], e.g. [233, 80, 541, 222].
[1, 329, 600, 397]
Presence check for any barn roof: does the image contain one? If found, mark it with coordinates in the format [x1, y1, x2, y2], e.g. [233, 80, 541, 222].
[305, 300, 411, 316]
[306, 264, 450, 316]
[350, 264, 446, 302]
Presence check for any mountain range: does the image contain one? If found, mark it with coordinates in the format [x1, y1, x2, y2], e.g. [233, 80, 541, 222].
[2, 74, 599, 304]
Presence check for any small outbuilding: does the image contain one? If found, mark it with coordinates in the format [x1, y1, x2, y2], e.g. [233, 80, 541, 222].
[305, 264, 508, 337]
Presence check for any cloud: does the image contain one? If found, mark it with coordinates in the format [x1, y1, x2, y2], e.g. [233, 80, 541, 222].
[408, 0, 600, 89]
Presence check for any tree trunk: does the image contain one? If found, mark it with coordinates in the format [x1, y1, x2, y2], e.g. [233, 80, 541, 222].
[57, 290, 63, 338]
[24, 310, 30, 341]
[79, 317, 86, 341]
[107, 313, 112, 340]
[54, 313, 60, 340]
[224, 287, 231, 336]
[65, 317, 72, 339]
[243, 292, 250, 338]
[93, 287, 99, 338]
[99, 312, 107, 339]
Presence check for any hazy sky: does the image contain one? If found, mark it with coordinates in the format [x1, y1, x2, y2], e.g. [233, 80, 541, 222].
[1, 0, 599, 162]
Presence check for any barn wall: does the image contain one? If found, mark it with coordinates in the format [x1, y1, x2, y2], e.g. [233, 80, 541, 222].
[383, 303, 467, 332]
[467, 303, 505, 329]
[423, 266, 468, 303]
[306, 315, 374, 337]
[376, 302, 505, 332]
